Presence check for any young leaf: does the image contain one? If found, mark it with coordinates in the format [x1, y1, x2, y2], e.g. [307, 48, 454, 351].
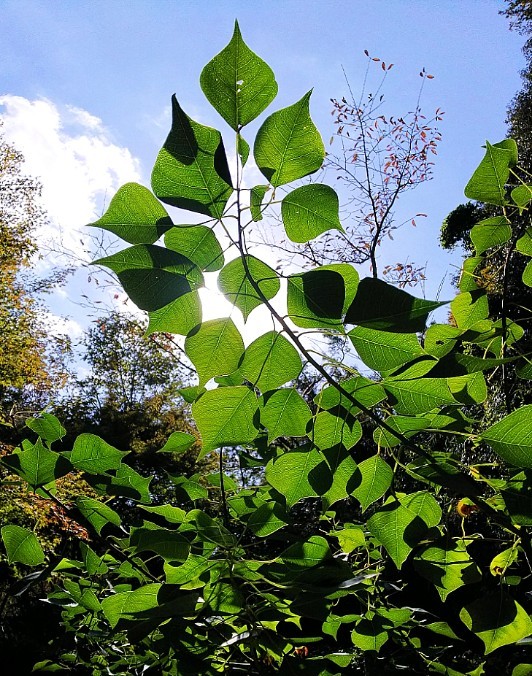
[464, 139, 517, 206]
[70, 433, 127, 474]
[158, 431, 196, 455]
[94, 244, 203, 312]
[481, 406, 532, 468]
[89, 183, 173, 244]
[345, 278, 445, 333]
[185, 318, 244, 386]
[239, 331, 302, 391]
[250, 185, 269, 221]
[259, 388, 311, 443]
[192, 386, 259, 454]
[200, 20, 278, 130]
[217, 255, 280, 321]
[459, 592, 532, 654]
[281, 184, 343, 243]
[1, 525, 45, 566]
[151, 96, 232, 218]
[254, 91, 325, 186]
[350, 455, 393, 511]
[165, 225, 224, 272]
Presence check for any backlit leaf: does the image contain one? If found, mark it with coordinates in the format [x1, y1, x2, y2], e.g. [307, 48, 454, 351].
[464, 139, 517, 206]
[218, 255, 280, 321]
[349, 327, 426, 372]
[250, 185, 269, 221]
[367, 501, 421, 569]
[1, 525, 45, 566]
[259, 388, 311, 443]
[470, 216, 512, 255]
[481, 406, 532, 468]
[165, 225, 224, 272]
[26, 413, 66, 445]
[76, 497, 121, 535]
[2, 439, 71, 488]
[350, 455, 393, 511]
[239, 331, 302, 391]
[185, 318, 244, 386]
[70, 434, 127, 474]
[146, 290, 202, 336]
[266, 448, 328, 507]
[281, 184, 343, 243]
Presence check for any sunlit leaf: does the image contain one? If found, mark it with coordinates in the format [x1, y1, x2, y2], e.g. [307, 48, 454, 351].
[464, 139, 517, 206]
[470, 216, 512, 255]
[414, 539, 481, 601]
[1, 525, 45, 566]
[239, 331, 302, 391]
[185, 318, 244, 386]
[165, 225, 224, 272]
[481, 406, 532, 468]
[259, 388, 311, 443]
[266, 448, 328, 507]
[218, 255, 280, 321]
[350, 455, 393, 510]
[349, 327, 426, 372]
[26, 413, 66, 445]
[2, 439, 71, 488]
[70, 433, 127, 474]
[281, 184, 343, 243]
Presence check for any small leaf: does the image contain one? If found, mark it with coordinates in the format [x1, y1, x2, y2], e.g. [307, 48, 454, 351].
[158, 431, 196, 455]
[240, 331, 302, 391]
[1, 525, 45, 566]
[192, 386, 259, 454]
[254, 91, 325, 187]
[200, 20, 278, 130]
[512, 185, 532, 209]
[151, 96, 232, 218]
[481, 406, 532, 468]
[26, 413, 66, 444]
[490, 547, 518, 576]
[350, 455, 393, 510]
[89, 183, 172, 244]
[250, 185, 269, 221]
[70, 434, 127, 474]
[516, 228, 532, 256]
[218, 255, 280, 321]
[470, 216, 512, 255]
[237, 134, 250, 165]
[94, 244, 203, 312]
[464, 140, 516, 206]
[345, 278, 444, 333]
[165, 225, 224, 272]
[523, 260, 532, 287]
[367, 501, 422, 569]
[460, 592, 532, 654]
[450, 290, 489, 330]
[259, 388, 311, 443]
[185, 318, 244, 386]
[281, 184, 343, 243]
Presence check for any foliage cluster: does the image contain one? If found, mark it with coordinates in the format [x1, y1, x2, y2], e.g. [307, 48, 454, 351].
[2, 21, 532, 676]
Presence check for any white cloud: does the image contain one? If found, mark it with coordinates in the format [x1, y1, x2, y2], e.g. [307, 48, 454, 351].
[0, 95, 142, 262]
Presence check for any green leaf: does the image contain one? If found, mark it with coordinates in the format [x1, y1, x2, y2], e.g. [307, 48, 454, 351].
[459, 256, 483, 292]
[239, 331, 302, 391]
[237, 134, 250, 165]
[158, 431, 196, 455]
[345, 278, 444, 333]
[312, 411, 362, 450]
[470, 216, 512, 255]
[200, 20, 277, 130]
[165, 225, 224, 272]
[185, 318, 244, 386]
[26, 413, 66, 444]
[2, 439, 71, 488]
[88, 464, 152, 503]
[80, 542, 108, 576]
[523, 260, 532, 287]
[141, 504, 186, 524]
[383, 378, 458, 415]
[89, 183, 172, 244]
[464, 140, 516, 206]
[351, 616, 389, 653]
[334, 527, 366, 554]
[350, 455, 393, 511]
[349, 327, 426, 373]
[102, 584, 162, 628]
[287, 268, 344, 328]
[151, 95, 232, 218]
[281, 535, 330, 569]
[321, 445, 358, 507]
[400, 491, 442, 528]
[481, 406, 532, 468]
[490, 547, 518, 576]
[184, 509, 236, 547]
[266, 448, 327, 507]
[192, 386, 259, 454]
[516, 228, 532, 256]
[254, 91, 324, 187]
[146, 290, 202, 336]
[513, 665, 532, 676]
[367, 501, 421, 569]
[451, 290, 489, 330]
[218, 255, 280, 321]
[424, 324, 462, 358]
[94, 244, 203, 312]
[512, 185, 532, 209]
[75, 496, 121, 535]
[259, 388, 311, 443]
[281, 184, 343, 243]
[250, 185, 269, 221]
[1, 525, 45, 566]
[460, 592, 532, 654]
[316, 376, 386, 413]
[129, 526, 190, 562]
[70, 434, 127, 474]
[248, 502, 289, 537]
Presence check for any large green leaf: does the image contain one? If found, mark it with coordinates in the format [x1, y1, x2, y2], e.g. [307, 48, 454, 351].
[239, 331, 302, 391]
[451, 290, 489, 330]
[217, 255, 280, 321]
[350, 455, 393, 511]
[345, 278, 444, 333]
[192, 386, 259, 454]
[200, 20, 277, 130]
[165, 225, 224, 272]
[470, 216, 512, 255]
[383, 377, 458, 415]
[70, 434, 127, 474]
[129, 526, 190, 562]
[464, 140, 517, 206]
[481, 406, 532, 468]
[321, 444, 359, 507]
[151, 95, 232, 218]
[401, 491, 442, 528]
[266, 448, 328, 507]
[367, 501, 422, 569]
[146, 290, 202, 336]
[87, 464, 152, 503]
[259, 388, 311, 443]
[102, 584, 162, 628]
[2, 439, 71, 488]
[316, 376, 386, 413]
[185, 318, 244, 386]
[89, 183, 172, 244]
[254, 91, 324, 187]
[460, 592, 532, 654]
[351, 616, 389, 653]
[158, 431, 196, 455]
[26, 413, 66, 445]
[280, 535, 331, 569]
[287, 268, 343, 329]
[94, 244, 203, 312]
[349, 327, 426, 373]
[281, 184, 343, 243]
[248, 502, 289, 537]
[312, 410, 362, 450]
[1, 525, 45, 566]
[75, 496, 121, 535]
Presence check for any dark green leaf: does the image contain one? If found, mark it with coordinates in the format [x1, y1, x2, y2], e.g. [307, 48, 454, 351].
[281, 184, 343, 243]
[151, 95, 232, 218]
[254, 91, 324, 186]
[200, 20, 277, 130]
[89, 183, 172, 244]
[287, 268, 345, 329]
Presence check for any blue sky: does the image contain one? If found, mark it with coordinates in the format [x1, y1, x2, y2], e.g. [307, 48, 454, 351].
[0, 0, 526, 339]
